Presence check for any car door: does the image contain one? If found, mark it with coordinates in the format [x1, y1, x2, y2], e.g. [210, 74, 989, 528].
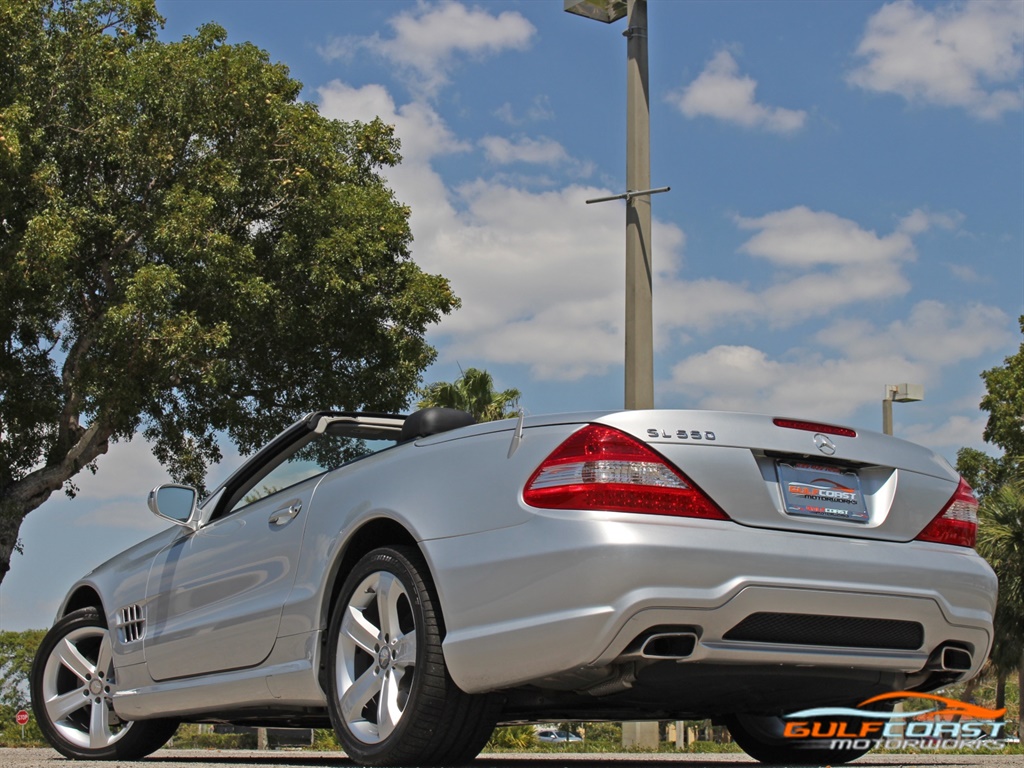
[142, 475, 320, 681]
[141, 412, 405, 682]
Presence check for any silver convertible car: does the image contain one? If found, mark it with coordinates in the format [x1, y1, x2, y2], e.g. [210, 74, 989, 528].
[32, 407, 996, 765]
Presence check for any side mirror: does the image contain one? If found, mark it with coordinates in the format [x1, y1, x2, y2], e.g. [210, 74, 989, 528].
[148, 484, 200, 530]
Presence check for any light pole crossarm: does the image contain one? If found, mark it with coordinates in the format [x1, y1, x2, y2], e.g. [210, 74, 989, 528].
[585, 186, 671, 205]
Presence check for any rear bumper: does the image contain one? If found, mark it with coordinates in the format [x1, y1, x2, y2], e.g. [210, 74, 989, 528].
[423, 510, 996, 694]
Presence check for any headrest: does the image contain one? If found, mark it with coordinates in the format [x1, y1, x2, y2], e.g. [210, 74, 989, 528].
[400, 407, 476, 443]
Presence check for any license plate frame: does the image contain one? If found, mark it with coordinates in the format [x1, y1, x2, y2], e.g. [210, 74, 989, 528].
[777, 460, 869, 524]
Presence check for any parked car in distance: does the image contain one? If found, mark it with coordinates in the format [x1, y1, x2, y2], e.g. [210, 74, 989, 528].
[536, 729, 583, 743]
[32, 407, 996, 766]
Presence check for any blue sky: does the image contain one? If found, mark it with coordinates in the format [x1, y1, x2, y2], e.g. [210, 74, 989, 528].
[2, 0, 1021, 631]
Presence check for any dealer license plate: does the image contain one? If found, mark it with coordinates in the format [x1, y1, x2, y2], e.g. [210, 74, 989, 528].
[777, 461, 869, 524]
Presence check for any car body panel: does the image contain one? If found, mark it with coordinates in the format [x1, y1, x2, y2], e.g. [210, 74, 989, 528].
[142, 473, 321, 681]
[44, 408, 996, 728]
[426, 506, 994, 693]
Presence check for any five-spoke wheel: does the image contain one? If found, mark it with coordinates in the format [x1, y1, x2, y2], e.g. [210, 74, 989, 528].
[336, 567, 419, 743]
[31, 608, 178, 760]
[327, 546, 496, 766]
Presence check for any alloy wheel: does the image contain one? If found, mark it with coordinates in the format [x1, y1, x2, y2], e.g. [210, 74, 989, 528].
[335, 569, 418, 743]
[39, 625, 130, 750]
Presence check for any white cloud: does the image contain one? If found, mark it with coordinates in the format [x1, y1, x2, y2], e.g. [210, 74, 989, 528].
[813, 300, 1010, 366]
[495, 95, 554, 125]
[318, 80, 466, 253]
[435, 180, 686, 379]
[657, 205, 945, 334]
[668, 49, 807, 134]
[318, 79, 1001, 392]
[319, 80, 686, 380]
[667, 302, 1013, 423]
[948, 262, 986, 283]
[735, 206, 915, 267]
[320, 1, 535, 97]
[848, 0, 1024, 120]
[898, 207, 965, 235]
[654, 277, 759, 335]
[480, 135, 569, 165]
[668, 343, 929, 422]
[479, 135, 594, 179]
[903, 414, 989, 451]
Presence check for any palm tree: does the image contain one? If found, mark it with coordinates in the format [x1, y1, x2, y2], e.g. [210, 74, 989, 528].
[976, 473, 1024, 735]
[418, 368, 521, 422]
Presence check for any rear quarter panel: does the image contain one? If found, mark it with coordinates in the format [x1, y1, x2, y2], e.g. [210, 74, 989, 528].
[280, 421, 585, 636]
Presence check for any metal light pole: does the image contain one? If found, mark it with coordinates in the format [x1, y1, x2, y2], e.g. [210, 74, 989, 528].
[562, 8, 662, 749]
[882, 383, 924, 435]
[568, 0, 666, 410]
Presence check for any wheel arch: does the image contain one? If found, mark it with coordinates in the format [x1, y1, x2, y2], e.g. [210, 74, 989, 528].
[317, 518, 421, 693]
[321, 519, 419, 620]
[60, 586, 106, 625]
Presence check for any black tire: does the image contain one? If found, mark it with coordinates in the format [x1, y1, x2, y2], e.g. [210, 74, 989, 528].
[725, 713, 873, 765]
[31, 607, 179, 760]
[326, 545, 497, 766]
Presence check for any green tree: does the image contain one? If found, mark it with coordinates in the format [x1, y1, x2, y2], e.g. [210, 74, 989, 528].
[956, 446, 1004, 500]
[0, 629, 45, 710]
[959, 316, 1024, 498]
[981, 317, 1024, 461]
[957, 316, 1024, 737]
[0, 629, 46, 745]
[485, 726, 537, 751]
[0, 0, 459, 584]
[419, 367, 521, 422]
[976, 477, 1024, 736]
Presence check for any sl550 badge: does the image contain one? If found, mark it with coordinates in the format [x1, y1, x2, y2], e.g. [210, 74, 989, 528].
[647, 429, 716, 441]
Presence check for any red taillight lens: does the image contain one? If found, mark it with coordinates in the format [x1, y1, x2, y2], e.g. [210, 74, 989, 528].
[523, 424, 729, 520]
[773, 418, 857, 438]
[916, 478, 978, 548]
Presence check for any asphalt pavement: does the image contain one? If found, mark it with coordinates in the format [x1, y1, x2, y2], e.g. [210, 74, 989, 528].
[2, 749, 1024, 768]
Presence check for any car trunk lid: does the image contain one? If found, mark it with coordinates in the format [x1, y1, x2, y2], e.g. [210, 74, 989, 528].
[594, 410, 962, 543]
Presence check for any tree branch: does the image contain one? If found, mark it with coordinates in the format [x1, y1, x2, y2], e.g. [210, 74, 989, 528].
[6, 418, 113, 514]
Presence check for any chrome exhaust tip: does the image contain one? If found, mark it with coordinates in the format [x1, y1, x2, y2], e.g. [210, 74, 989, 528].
[939, 646, 973, 672]
[926, 644, 973, 672]
[640, 632, 698, 659]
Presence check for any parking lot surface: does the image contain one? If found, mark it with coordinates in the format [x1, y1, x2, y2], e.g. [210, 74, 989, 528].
[1, 749, 1023, 768]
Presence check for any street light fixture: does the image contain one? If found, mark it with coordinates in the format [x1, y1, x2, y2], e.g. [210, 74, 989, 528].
[566, 0, 662, 410]
[882, 383, 924, 436]
[564, 0, 627, 23]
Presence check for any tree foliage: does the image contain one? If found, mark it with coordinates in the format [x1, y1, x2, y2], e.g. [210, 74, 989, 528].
[957, 316, 1024, 738]
[981, 316, 1024, 461]
[0, 0, 459, 583]
[0, 629, 45, 710]
[485, 726, 537, 751]
[959, 316, 1024, 497]
[956, 447, 1003, 500]
[976, 476, 1024, 740]
[418, 367, 521, 423]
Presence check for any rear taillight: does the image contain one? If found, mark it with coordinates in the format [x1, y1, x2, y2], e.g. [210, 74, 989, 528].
[523, 424, 729, 520]
[915, 478, 978, 548]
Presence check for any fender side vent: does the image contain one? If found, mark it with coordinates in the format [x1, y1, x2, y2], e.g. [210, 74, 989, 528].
[117, 604, 146, 643]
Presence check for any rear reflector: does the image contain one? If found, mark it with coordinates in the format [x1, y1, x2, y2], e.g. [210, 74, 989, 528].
[915, 478, 978, 548]
[523, 424, 729, 520]
[773, 418, 857, 438]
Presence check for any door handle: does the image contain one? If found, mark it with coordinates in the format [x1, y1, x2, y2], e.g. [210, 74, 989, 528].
[269, 501, 302, 526]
